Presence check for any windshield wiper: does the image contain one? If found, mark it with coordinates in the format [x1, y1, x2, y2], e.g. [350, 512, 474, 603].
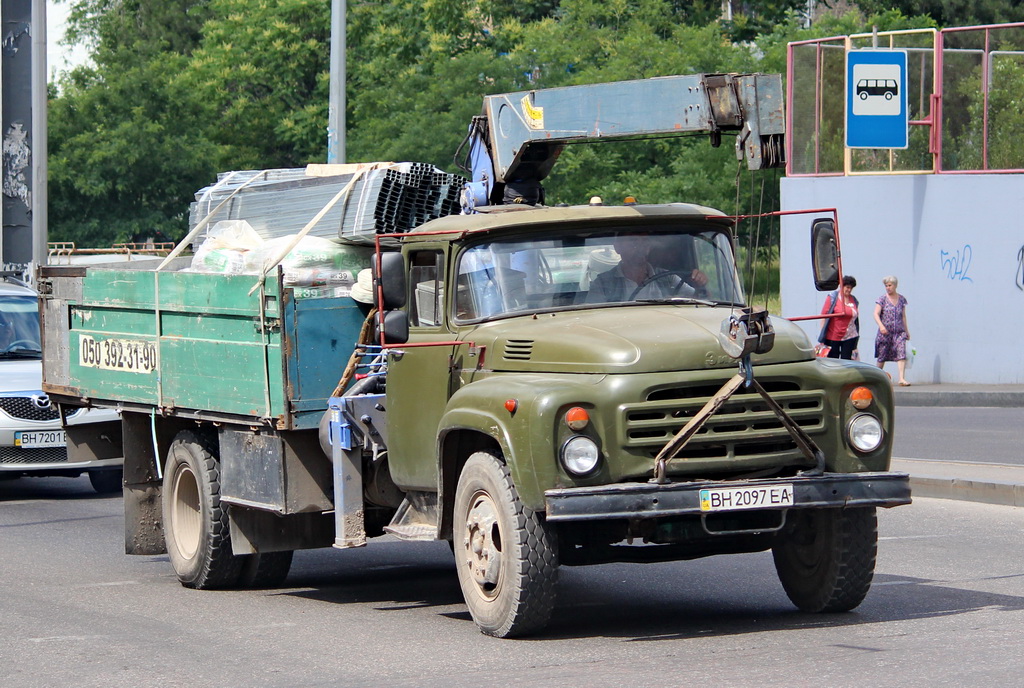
[0, 348, 42, 358]
[636, 297, 719, 307]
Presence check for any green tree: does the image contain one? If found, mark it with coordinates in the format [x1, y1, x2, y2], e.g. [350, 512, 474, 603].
[51, 0, 923, 248]
[49, 0, 215, 244]
[181, 0, 332, 169]
[842, 0, 1024, 27]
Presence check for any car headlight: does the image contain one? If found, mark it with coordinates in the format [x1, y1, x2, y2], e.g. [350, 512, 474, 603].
[847, 413, 883, 453]
[560, 435, 601, 476]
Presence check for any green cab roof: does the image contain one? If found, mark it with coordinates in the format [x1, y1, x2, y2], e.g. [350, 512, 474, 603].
[404, 203, 732, 242]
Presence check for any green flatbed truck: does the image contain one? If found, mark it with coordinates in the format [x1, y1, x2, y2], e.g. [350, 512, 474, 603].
[39, 73, 910, 638]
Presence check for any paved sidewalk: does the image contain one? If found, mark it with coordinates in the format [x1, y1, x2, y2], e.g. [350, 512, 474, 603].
[887, 383, 1024, 506]
[893, 383, 1024, 408]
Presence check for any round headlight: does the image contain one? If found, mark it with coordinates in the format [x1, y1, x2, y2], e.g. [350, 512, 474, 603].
[561, 436, 601, 476]
[847, 413, 883, 453]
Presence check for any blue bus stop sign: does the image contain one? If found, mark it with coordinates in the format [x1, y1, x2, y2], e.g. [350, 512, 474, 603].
[846, 50, 908, 149]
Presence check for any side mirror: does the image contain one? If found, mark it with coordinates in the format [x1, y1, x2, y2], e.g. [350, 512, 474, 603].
[375, 310, 409, 345]
[373, 252, 406, 310]
[811, 219, 839, 291]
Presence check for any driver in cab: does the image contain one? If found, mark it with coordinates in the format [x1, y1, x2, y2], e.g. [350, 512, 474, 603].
[585, 233, 708, 303]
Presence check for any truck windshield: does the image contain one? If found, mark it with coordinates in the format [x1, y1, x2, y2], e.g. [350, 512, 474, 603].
[452, 226, 744, 321]
[0, 295, 42, 357]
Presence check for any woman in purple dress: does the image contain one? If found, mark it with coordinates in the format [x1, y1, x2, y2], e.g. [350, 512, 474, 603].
[873, 275, 911, 386]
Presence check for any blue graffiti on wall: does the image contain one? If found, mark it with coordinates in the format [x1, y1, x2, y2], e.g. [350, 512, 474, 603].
[940, 245, 973, 283]
[1017, 245, 1023, 291]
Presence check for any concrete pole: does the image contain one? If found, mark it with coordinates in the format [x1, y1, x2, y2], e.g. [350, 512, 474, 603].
[31, 0, 46, 268]
[1, 0, 34, 278]
[327, 0, 346, 164]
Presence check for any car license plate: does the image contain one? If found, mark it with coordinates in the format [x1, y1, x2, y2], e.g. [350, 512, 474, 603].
[699, 484, 794, 512]
[15, 430, 67, 448]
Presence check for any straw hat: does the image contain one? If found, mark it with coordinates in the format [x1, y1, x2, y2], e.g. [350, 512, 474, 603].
[349, 268, 375, 304]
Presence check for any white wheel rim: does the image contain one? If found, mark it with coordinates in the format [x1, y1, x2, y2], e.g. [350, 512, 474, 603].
[462, 490, 503, 601]
[170, 463, 202, 560]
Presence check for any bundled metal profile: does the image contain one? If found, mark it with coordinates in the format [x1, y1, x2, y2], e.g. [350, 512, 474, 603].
[188, 163, 466, 247]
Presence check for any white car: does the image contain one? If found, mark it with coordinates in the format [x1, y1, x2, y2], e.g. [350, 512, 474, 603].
[0, 274, 123, 493]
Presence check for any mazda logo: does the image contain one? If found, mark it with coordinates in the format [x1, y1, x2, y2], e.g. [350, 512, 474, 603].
[30, 394, 52, 410]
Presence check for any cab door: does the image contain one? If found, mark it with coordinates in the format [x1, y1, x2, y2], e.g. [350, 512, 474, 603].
[384, 247, 461, 490]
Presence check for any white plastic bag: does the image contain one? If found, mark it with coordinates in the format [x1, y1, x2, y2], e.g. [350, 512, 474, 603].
[188, 220, 264, 274]
[905, 344, 917, 370]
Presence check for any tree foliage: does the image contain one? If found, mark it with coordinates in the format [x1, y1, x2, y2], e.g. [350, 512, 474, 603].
[844, 0, 1024, 27]
[49, 0, 214, 244]
[48, 0, 951, 246]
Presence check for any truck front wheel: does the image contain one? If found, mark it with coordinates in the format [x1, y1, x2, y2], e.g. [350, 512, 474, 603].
[772, 507, 877, 613]
[453, 451, 558, 638]
[162, 430, 243, 589]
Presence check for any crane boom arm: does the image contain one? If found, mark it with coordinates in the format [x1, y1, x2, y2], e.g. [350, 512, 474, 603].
[462, 73, 785, 208]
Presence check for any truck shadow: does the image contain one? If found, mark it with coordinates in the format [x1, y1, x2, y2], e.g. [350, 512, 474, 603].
[541, 569, 1024, 641]
[281, 544, 1024, 640]
[283, 539, 465, 610]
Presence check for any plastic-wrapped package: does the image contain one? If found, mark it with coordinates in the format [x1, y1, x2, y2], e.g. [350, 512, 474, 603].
[187, 220, 263, 274]
[186, 223, 373, 290]
[244, 235, 371, 281]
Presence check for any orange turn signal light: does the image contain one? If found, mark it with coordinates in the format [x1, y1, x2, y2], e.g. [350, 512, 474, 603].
[850, 386, 873, 410]
[504, 399, 518, 414]
[565, 406, 590, 430]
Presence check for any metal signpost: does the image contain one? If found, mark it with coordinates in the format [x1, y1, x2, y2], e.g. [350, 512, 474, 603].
[845, 49, 909, 149]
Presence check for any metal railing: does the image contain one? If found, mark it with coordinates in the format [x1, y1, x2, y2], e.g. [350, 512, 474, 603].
[787, 23, 1024, 176]
[46, 242, 176, 264]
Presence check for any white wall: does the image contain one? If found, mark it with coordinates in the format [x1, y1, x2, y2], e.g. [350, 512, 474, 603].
[781, 174, 1024, 384]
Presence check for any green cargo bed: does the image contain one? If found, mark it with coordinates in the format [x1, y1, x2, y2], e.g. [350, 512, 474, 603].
[40, 258, 366, 430]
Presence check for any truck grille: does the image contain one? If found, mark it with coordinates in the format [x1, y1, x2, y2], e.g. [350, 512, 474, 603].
[0, 447, 69, 465]
[622, 380, 826, 463]
[0, 397, 81, 422]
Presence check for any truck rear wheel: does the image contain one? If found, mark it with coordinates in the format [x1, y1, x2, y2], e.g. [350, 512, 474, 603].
[162, 430, 243, 589]
[453, 451, 558, 638]
[772, 507, 877, 613]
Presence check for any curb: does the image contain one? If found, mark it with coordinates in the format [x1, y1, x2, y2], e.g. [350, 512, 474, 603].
[892, 459, 1024, 508]
[894, 390, 1024, 408]
[907, 474, 1024, 507]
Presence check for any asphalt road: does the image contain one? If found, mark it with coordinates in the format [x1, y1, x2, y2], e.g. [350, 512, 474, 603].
[893, 406, 1024, 466]
[2, 476, 1023, 687]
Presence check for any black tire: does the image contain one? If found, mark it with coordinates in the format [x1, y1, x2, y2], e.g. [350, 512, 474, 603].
[162, 430, 243, 589]
[772, 507, 877, 613]
[88, 468, 123, 494]
[453, 451, 558, 638]
[237, 551, 294, 589]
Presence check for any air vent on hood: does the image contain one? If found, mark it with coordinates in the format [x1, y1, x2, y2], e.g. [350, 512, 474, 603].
[503, 340, 534, 361]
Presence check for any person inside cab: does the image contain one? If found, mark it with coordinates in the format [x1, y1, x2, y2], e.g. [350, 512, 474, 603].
[585, 232, 708, 303]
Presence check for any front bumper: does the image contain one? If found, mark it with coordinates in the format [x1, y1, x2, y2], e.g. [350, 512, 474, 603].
[544, 471, 911, 522]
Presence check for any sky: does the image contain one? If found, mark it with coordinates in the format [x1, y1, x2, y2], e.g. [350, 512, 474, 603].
[46, 1, 91, 75]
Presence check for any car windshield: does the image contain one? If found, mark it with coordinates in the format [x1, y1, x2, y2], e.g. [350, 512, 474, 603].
[0, 295, 42, 357]
[451, 225, 744, 322]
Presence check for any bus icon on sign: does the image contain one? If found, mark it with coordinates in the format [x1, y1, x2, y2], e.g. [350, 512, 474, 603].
[856, 79, 898, 100]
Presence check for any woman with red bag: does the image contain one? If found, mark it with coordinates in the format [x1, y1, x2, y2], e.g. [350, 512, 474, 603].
[818, 275, 859, 360]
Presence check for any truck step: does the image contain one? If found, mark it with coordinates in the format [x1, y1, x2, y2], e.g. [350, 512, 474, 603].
[384, 491, 439, 541]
